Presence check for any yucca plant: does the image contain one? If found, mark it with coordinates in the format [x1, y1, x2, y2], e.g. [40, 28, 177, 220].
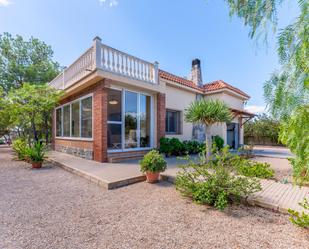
[185, 99, 232, 161]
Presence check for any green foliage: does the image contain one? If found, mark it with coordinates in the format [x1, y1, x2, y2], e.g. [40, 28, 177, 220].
[244, 114, 281, 144]
[27, 141, 46, 163]
[183, 140, 205, 154]
[175, 147, 261, 210]
[212, 135, 224, 151]
[0, 32, 60, 93]
[185, 99, 232, 159]
[140, 150, 167, 173]
[0, 87, 13, 137]
[159, 137, 205, 156]
[288, 198, 309, 229]
[7, 83, 62, 143]
[232, 157, 274, 179]
[279, 105, 309, 184]
[12, 138, 31, 161]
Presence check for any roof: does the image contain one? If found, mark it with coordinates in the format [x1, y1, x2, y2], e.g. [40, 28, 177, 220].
[230, 108, 255, 117]
[159, 70, 250, 99]
[203, 80, 250, 98]
[159, 70, 202, 91]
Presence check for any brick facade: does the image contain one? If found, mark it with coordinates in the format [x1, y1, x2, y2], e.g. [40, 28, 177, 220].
[157, 93, 166, 147]
[93, 81, 108, 162]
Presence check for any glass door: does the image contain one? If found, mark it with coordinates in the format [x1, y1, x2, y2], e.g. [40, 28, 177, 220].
[107, 88, 152, 151]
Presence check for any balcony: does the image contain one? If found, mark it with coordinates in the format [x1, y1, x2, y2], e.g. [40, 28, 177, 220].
[49, 37, 159, 90]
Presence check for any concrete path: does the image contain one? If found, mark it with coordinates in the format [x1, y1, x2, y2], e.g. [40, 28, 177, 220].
[48, 150, 308, 214]
[161, 170, 309, 214]
[47, 151, 146, 189]
[252, 145, 293, 159]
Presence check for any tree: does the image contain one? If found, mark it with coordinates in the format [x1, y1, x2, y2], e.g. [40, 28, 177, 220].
[244, 114, 281, 145]
[185, 99, 232, 160]
[7, 83, 62, 144]
[279, 105, 309, 184]
[223, 0, 309, 183]
[223, 0, 308, 116]
[0, 32, 60, 93]
[0, 86, 12, 138]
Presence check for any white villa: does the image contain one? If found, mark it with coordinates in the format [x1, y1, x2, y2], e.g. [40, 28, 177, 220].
[50, 37, 254, 162]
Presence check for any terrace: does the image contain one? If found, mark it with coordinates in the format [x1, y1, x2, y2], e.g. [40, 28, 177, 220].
[49, 37, 159, 91]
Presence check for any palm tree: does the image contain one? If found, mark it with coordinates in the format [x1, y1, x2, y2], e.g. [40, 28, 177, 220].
[185, 99, 232, 161]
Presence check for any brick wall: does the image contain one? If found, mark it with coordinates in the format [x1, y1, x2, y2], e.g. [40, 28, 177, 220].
[52, 80, 108, 162]
[157, 93, 166, 147]
[93, 81, 108, 162]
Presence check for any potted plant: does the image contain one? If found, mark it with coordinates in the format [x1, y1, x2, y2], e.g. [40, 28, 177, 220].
[27, 141, 45, 169]
[140, 150, 167, 183]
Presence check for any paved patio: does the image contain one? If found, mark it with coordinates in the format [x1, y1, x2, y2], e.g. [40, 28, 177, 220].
[48, 150, 308, 215]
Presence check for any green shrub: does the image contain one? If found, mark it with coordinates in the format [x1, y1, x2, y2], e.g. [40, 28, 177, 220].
[159, 137, 172, 156]
[27, 141, 46, 163]
[183, 140, 204, 154]
[212, 135, 224, 151]
[232, 157, 274, 179]
[140, 150, 167, 173]
[0, 139, 5, 145]
[169, 137, 186, 156]
[288, 198, 309, 228]
[12, 138, 31, 161]
[175, 148, 261, 210]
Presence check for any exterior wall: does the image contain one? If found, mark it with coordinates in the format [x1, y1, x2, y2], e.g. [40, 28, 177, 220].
[52, 80, 108, 162]
[165, 84, 196, 141]
[205, 92, 244, 110]
[54, 139, 93, 160]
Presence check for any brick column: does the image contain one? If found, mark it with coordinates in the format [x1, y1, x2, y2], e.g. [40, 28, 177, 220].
[157, 93, 166, 147]
[93, 80, 108, 162]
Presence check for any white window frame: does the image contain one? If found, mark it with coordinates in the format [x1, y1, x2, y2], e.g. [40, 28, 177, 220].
[107, 87, 154, 153]
[55, 93, 93, 141]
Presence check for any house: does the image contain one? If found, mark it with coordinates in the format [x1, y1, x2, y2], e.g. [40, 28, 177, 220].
[50, 37, 254, 162]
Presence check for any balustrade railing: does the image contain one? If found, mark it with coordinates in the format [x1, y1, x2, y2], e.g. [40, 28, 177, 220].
[49, 37, 158, 90]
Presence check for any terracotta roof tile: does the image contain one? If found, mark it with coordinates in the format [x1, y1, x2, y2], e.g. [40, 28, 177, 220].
[159, 70, 250, 99]
[203, 80, 250, 98]
[159, 70, 202, 91]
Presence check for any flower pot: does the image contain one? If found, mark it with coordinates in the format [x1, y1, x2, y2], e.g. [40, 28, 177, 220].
[145, 172, 160, 183]
[31, 162, 42, 169]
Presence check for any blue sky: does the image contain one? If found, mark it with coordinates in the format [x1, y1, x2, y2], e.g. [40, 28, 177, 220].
[0, 0, 299, 113]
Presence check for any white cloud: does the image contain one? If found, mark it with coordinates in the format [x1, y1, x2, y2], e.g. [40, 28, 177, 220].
[0, 0, 11, 7]
[245, 105, 266, 114]
[99, 0, 118, 7]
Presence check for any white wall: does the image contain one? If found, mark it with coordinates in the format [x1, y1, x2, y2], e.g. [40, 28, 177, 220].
[165, 84, 196, 141]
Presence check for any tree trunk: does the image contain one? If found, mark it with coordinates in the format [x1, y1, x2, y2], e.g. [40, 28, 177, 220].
[205, 125, 212, 162]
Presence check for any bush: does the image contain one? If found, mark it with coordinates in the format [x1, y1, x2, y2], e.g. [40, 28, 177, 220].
[212, 135, 224, 151]
[12, 138, 31, 161]
[160, 137, 205, 156]
[288, 198, 309, 228]
[140, 150, 167, 173]
[0, 139, 5, 144]
[27, 141, 45, 163]
[232, 157, 274, 179]
[175, 147, 261, 210]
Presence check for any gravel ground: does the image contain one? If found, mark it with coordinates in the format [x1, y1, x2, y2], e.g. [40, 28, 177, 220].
[0, 146, 308, 249]
[253, 157, 293, 183]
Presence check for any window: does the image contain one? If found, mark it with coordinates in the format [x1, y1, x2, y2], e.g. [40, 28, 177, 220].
[107, 89, 122, 150]
[55, 95, 92, 139]
[63, 105, 70, 137]
[71, 101, 80, 137]
[81, 97, 92, 138]
[107, 88, 152, 151]
[166, 110, 181, 134]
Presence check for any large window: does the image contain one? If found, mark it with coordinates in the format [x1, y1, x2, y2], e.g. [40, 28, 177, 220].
[166, 110, 181, 134]
[55, 95, 92, 139]
[107, 88, 152, 151]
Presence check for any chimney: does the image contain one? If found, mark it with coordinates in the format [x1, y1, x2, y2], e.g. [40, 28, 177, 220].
[190, 58, 203, 87]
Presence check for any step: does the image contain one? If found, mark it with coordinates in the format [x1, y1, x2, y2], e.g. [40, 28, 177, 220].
[108, 154, 145, 163]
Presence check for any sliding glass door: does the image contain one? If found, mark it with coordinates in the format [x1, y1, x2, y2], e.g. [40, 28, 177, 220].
[107, 88, 152, 151]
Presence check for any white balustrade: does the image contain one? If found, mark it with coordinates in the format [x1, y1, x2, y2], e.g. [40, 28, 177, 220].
[49, 38, 158, 90]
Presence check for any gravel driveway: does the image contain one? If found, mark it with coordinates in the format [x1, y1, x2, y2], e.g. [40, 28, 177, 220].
[0, 146, 308, 249]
